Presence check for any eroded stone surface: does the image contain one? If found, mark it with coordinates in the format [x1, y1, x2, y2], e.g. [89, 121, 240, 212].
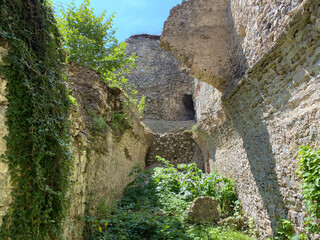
[64, 65, 150, 239]
[192, 1, 320, 237]
[126, 35, 195, 121]
[187, 196, 220, 223]
[160, 0, 233, 93]
[160, 0, 306, 92]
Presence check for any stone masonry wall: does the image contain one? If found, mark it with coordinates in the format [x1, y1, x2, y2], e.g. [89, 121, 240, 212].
[228, 0, 305, 74]
[125, 35, 204, 171]
[161, 0, 307, 92]
[0, 41, 10, 226]
[146, 130, 204, 170]
[126, 35, 195, 121]
[0, 61, 150, 238]
[65, 65, 150, 239]
[192, 1, 320, 238]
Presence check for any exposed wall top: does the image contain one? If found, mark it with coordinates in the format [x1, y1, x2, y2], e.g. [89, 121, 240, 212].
[129, 34, 160, 40]
[125, 36, 195, 121]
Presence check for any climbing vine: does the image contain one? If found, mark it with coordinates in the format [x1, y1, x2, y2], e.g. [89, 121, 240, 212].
[0, 0, 71, 239]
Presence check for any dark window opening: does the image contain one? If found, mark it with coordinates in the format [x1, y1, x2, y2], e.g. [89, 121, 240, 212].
[182, 94, 195, 120]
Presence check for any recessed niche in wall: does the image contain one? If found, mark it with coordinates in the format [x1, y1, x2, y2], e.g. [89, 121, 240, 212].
[182, 94, 195, 120]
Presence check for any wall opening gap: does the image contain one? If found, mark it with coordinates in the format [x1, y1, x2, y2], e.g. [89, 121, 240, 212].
[182, 94, 195, 120]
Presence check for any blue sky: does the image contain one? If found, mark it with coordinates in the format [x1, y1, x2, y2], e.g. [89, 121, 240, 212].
[52, 0, 182, 42]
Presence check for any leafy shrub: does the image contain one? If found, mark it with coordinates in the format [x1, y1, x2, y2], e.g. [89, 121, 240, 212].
[155, 157, 237, 216]
[57, 0, 142, 113]
[188, 225, 255, 240]
[298, 146, 320, 233]
[84, 158, 248, 240]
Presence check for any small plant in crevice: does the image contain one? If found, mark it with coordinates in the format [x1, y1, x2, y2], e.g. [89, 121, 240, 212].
[246, 217, 259, 238]
[84, 157, 254, 240]
[88, 108, 108, 132]
[111, 112, 132, 134]
[137, 95, 146, 118]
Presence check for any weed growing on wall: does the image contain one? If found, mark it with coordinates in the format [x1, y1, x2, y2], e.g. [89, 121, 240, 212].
[111, 112, 132, 134]
[0, 0, 71, 239]
[84, 158, 253, 240]
[298, 146, 320, 233]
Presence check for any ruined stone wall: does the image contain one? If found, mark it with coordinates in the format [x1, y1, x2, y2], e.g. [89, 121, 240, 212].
[65, 65, 150, 239]
[192, 1, 320, 238]
[0, 62, 150, 237]
[125, 35, 195, 121]
[161, 0, 307, 92]
[125, 35, 204, 171]
[0, 42, 11, 226]
[160, 0, 233, 92]
[228, 0, 304, 73]
[146, 130, 204, 170]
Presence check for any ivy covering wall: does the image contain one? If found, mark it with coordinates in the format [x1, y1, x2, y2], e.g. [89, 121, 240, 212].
[0, 0, 71, 239]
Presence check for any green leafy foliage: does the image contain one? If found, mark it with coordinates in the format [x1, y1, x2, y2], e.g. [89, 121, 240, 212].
[58, 0, 121, 70]
[0, 0, 71, 239]
[84, 158, 251, 240]
[298, 146, 320, 233]
[275, 219, 307, 240]
[57, 0, 145, 111]
[57, 0, 148, 120]
[137, 95, 146, 118]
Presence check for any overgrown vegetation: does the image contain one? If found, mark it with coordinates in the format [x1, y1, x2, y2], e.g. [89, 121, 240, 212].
[84, 157, 254, 240]
[273, 146, 320, 240]
[298, 146, 320, 234]
[57, 0, 146, 118]
[0, 0, 71, 239]
[274, 219, 307, 240]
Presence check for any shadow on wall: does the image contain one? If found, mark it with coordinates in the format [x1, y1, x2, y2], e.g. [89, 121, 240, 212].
[221, 3, 289, 234]
[222, 83, 291, 234]
[226, 1, 248, 82]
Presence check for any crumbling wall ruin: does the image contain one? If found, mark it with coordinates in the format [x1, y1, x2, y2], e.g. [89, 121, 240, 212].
[161, 0, 320, 238]
[65, 65, 150, 239]
[125, 34, 204, 170]
[160, 0, 233, 93]
[228, 0, 305, 74]
[0, 61, 150, 238]
[125, 35, 195, 121]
